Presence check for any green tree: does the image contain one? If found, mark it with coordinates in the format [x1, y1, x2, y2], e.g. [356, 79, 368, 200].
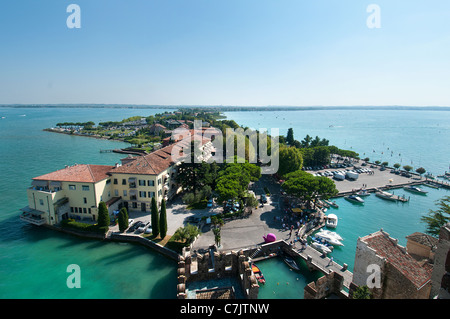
[151, 197, 160, 237]
[97, 201, 110, 228]
[403, 165, 413, 172]
[421, 196, 450, 237]
[172, 223, 201, 246]
[352, 285, 372, 299]
[215, 162, 261, 202]
[286, 128, 295, 145]
[282, 170, 338, 208]
[277, 146, 303, 177]
[159, 199, 167, 239]
[381, 161, 389, 167]
[393, 163, 401, 169]
[416, 167, 426, 176]
[300, 134, 312, 148]
[118, 207, 129, 232]
[213, 227, 221, 247]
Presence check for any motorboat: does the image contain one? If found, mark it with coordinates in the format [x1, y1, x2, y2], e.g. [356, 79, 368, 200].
[325, 214, 338, 228]
[316, 229, 343, 241]
[403, 185, 428, 195]
[315, 231, 344, 246]
[283, 256, 300, 271]
[311, 241, 332, 254]
[251, 263, 265, 284]
[345, 194, 365, 204]
[375, 190, 396, 201]
[356, 189, 371, 197]
[323, 199, 339, 208]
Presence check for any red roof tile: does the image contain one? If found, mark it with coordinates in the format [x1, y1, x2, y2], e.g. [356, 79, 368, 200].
[363, 231, 432, 289]
[33, 164, 114, 183]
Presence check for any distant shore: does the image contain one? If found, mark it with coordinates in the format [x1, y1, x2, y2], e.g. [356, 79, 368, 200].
[2, 104, 450, 112]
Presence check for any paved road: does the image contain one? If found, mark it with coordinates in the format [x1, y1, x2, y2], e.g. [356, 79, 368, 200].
[191, 174, 294, 252]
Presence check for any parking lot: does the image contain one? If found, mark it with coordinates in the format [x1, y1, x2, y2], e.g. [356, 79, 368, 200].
[109, 197, 224, 236]
[305, 163, 418, 194]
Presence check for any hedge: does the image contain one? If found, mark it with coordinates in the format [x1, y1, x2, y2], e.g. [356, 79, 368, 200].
[60, 219, 109, 234]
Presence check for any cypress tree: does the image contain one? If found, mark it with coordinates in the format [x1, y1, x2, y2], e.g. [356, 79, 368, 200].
[118, 207, 129, 232]
[159, 199, 167, 239]
[151, 197, 160, 237]
[97, 201, 110, 228]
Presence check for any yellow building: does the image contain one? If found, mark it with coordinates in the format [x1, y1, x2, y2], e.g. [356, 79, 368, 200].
[21, 164, 114, 226]
[21, 136, 213, 226]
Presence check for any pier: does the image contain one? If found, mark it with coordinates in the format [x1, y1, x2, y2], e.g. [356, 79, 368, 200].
[249, 240, 353, 290]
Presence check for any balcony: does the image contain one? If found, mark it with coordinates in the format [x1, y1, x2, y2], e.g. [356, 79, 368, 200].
[20, 212, 45, 226]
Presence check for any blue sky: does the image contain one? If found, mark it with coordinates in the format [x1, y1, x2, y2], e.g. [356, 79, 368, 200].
[1, 0, 449, 106]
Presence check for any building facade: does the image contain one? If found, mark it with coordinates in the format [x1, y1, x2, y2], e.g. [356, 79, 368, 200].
[21, 135, 213, 226]
[353, 229, 433, 299]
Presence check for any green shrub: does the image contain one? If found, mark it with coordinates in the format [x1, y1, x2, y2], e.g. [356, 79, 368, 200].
[60, 219, 108, 234]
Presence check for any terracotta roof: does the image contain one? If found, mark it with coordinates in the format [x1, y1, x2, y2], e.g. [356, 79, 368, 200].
[111, 144, 176, 175]
[111, 133, 212, 176]
[362, 231, 433, 289]
[406, 232, 438, 249]
[33, 164, 114, 183]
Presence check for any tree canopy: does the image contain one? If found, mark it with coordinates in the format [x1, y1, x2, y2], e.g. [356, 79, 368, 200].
[277, 146, 303, 177]
[282, 170, 338, 208]
[421, 196, 450, 237]
[151, 197, 160, 237]
[97, 201, 110, 228]
[215, 162, 261, 203]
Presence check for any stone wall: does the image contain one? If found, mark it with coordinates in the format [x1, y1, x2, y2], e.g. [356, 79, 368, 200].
[304, 271, 348, 299]
[109, 233, 179, 261]
[176, 249, 259, 299]
[430, 223, 450, 298]
[353, 236, 386, 298]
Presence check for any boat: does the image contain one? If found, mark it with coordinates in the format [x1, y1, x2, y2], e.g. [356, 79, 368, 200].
[403, 185, 428, 195]
[345, 194, 365, 204]
[251, 263, 265, 284]
[423, 182, 439, 189]
[325, 214, 338, 228]
[375, 190, 396, 201]
[311, 241, 332, 254]
[283, 256, 300, 271]
[356, 189, 371, 197]
[424, 173, 435, 180]
[324, 199, 339, 208]
[315, 231, 344, 246]
[317, 229, 343, 241]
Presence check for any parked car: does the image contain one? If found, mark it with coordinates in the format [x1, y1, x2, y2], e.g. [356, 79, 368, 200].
[137, 222, 150, 233]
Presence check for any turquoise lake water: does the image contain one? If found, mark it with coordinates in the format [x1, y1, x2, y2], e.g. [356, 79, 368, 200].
[0, 107, 449, 299]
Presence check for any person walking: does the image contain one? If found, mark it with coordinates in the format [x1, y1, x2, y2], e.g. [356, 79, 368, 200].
[328, 257, 334, 266]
